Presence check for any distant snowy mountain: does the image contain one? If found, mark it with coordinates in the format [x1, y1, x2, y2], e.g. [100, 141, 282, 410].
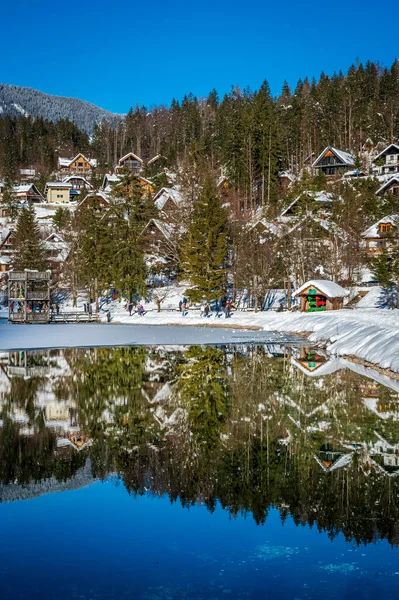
[0, 84, 121, 133]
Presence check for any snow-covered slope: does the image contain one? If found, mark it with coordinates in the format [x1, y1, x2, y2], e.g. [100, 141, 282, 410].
[0, 84, 121, 133]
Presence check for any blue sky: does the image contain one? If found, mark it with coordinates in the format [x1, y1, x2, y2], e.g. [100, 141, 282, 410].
[1, 0, 397, 113]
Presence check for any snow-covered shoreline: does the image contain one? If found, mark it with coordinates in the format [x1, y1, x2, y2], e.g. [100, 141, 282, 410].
[2, 303, 399, 372]
[100, 307, 399, 372]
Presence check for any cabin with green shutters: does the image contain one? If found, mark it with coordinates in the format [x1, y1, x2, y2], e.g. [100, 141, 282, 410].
[293, 279, 349, 312]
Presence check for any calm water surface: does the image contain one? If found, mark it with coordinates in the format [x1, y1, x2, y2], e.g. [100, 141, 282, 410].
[1, 344, 399, 599]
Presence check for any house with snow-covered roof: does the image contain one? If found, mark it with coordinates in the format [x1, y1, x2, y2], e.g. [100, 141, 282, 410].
[62, 175, 93, 191]
[312, 146, 355, 176]
[372, 144, 399, 176]
[44, 182, 73, 203]
[0, 182, 44, 204]
[376, 175, 399, 197]
[101, 173, 122, 192]
[153, 187, 186, 219]
[293, 279, 349, 311]
[115, 152, 143, 174]
[58, 153, 97, 178]
[361, 214, 399, 256]
[279, 190, 339, 219]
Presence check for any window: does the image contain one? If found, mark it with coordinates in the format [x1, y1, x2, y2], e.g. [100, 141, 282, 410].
[380, 223, 392, 233]
[56, 194, 64, 198]
[78, 162, 83, 167]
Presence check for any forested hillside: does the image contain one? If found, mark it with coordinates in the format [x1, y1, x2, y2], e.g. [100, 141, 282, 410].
[0, 84, 119, 133]
[1, 60, 399, 208]
[0, 116, 90, 180]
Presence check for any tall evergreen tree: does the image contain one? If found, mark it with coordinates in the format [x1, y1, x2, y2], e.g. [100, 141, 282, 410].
[12, 205, 47, 271]
[182, 177, 229, 302]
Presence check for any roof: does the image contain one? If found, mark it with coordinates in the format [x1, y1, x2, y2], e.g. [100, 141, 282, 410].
[13, 184, 43, 197]
[312, 146, 355, 168]
[147, 154, 163, 165]
[293, 279, 349, 298]
[291, 356, 344, 377]
[361, 214, 399, 239]
[376, 176, 399, 196]
[78, 191, 109, 207]
[153, 187, 185, 210]
[143, 218, 175, 240]
[44, 182, 72, 194]
[58, 153, 97, 168]
[248, 217, 279, 237]
[280, 190, 337, 217]
[372, 143, 399, 163]
[118, 152, 143, 165]
[62, 175, 93, 187]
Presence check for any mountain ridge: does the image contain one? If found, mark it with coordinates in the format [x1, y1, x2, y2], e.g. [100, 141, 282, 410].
[0, 83, 122, 133]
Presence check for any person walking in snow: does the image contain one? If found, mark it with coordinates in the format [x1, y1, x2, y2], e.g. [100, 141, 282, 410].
[128, 302, 133, 316]
[137, 304, 146, 316]
[178, 300, 183, 313]
[224, 301, 232, 318]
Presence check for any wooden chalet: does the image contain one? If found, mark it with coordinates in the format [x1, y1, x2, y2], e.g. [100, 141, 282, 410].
[376, 176, 399, 197]
[312, 146, 355, 176]
[153, 187, 185, 221]
[361, 215, 398, 256]
[78, 191, 110, 209]
[115, 152, 143, 174]
[372, 144, 399, 176]
[293, 279, 349, 312]
[58, 153, 97, 178]
[19, 168, 36, 183]
[0, 183, 44, 204]
[279, 190, 337, 219]
[43, 233, 70, 268]
[102, 173, 121, 192]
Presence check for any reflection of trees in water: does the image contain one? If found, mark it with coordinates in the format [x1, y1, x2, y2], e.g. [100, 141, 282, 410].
[2, 345, 399, 545]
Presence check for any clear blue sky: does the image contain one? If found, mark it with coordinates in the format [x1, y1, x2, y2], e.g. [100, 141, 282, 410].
[1, 0, 397, 113]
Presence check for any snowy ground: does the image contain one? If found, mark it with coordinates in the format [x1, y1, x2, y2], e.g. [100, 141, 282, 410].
[1, 284, 399, 372]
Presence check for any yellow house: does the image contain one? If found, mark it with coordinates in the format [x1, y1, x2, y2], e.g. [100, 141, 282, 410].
[45, 182, 72, 203]
[138, 176, 154, 194]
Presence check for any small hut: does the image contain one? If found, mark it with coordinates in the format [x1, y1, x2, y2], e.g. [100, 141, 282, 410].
[293, 279, 348, 312]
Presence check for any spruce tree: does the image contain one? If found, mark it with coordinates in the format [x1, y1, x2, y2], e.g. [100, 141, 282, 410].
[182, 177, 229, 302]
[12, 205, 47, 271]
[76, 200, 111, 312]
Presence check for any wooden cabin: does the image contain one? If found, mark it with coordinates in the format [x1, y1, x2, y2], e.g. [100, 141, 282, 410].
[361, 215, 398, 256]
[312, 146, 355, 176]
[372, 144, 399, 176]
[115, 152, 143, 174]
[58, 153, 97, 178]
[376, 176, 399, 197]
[293, 279, 349, 312]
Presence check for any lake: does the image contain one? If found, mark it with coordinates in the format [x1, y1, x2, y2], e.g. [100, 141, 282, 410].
[0, 343, 399, 599]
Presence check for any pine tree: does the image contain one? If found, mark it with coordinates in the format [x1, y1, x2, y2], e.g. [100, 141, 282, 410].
[12, 205, 47, 271]
[76, 200, 111, 312]
[182, 177, 229, 302]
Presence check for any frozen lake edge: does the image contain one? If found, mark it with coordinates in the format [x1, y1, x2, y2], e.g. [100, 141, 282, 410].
[0, 321, 306, 351]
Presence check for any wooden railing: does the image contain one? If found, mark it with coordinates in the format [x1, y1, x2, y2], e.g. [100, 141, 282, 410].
[9, 271, 51, 281]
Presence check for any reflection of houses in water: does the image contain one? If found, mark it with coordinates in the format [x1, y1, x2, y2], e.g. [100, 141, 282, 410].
[291, 347, 342, 376]
[315, 445, 353, 472]
[368, 433, 399, 477]
[57, 434, 92, 451]
[7, 350, 51, 378]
